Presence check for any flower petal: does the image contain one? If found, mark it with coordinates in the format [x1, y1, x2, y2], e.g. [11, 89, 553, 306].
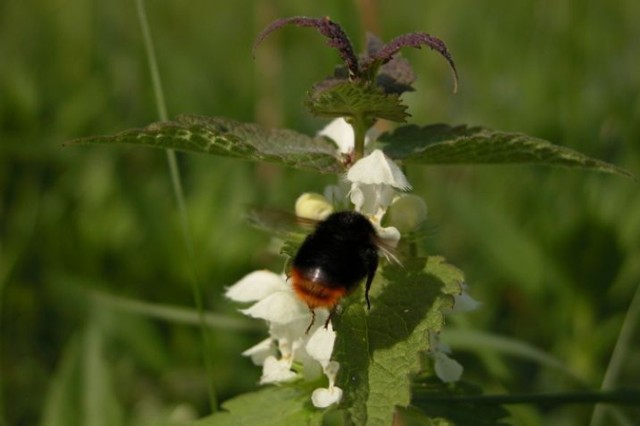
[433, 351, 463, 383]
[323, 360, 340, 384]
[241, 290, 309, 324]
[346, 149, 411, 190]
[318, 118, 355, 154]
[305, 323, 336, 367]
[260, 356, 298, 384]
[318, 117, 379, 155]
[311, 386, 343, 408]
[225, 270, 288, 302]
[242, 338, 276, 366]
[451, 283, 482, 313]
[349, 182, 398, 218]
[374, 224, 401, 247]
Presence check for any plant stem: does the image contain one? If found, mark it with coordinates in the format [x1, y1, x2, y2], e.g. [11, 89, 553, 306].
[89, 289, 259, 331]
[352, 115, 367, 161]
[134, 0, 218, 412]
[413, 388, 640, 407]
[589, 282, 640, 426]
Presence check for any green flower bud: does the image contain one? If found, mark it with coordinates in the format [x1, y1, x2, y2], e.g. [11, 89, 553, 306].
[384, 194, 427, 233]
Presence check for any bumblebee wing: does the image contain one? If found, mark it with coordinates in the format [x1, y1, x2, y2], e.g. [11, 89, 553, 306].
[246, 206, 319, 241]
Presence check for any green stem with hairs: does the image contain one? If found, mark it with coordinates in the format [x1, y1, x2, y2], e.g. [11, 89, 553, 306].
[351, 114, 368, 161]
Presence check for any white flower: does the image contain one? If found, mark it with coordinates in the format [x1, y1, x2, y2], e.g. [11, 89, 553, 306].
[372, 222, 401, 248]
[242, 338, 276, 366]
[295, 192, 334, 221]
[429, 333, 464, 383]
[260, 356, 298, 384]
[433, 350, 464, 383]
[346, 149, 411, 221]
[450, 282, 481, 313]
[318, 117, 379, 155]
[224, 270, 289, 303]
[311, 385, 343, 408]
[305, 322, 336, 369]
[310, 360, 343, 408]
[441, 282, 481, 315]
[226, 270, 340, 407]
[241, 289, 309, 324]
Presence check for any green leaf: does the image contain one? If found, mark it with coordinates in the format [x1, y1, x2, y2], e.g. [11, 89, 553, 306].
[333, 256, 463, 426]
[69, 114, 344, 174]
[305, 80, 409, 123]
[41, 317, 124, 426]
[192, 386, 324, 426]
[379, 124, 634, 178]
[41, 337, 82, 426]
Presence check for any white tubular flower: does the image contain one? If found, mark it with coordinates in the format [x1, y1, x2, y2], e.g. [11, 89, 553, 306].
[242, 338, 276, 366]
[346, 149, 411, 221]
[426, 285, 479, 383]
[225, 270, 289, 303]
[450, 283, 481, 313]
[311, 384, 343, 408]
[260, 356, 298, 384]
[295, 192, 333, 221]
[311, 361, 343, 408]
[433, 350, 464, 383]
[317, 117, 379, 155]
[305, 322, 336, 369]
[372, 223, 401, 249]
[429, 333, 464, 383]
[241, 289, 309, 324]
[306, 327, 343, 407]
[227, 271, 340, 406]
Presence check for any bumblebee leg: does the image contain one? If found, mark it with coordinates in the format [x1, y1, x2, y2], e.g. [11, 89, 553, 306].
[364, 249, 379, 310]
[305, 308, 316, 334]
[323, 306, 337, 329]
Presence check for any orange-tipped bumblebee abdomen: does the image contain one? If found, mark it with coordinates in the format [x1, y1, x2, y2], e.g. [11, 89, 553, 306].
[290, 211, 379, 312]
[290, 267, 348, 310]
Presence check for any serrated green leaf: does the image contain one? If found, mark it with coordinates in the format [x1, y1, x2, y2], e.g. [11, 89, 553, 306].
[306, 80, 409, 123]
[379, 124, 634, 178]
[191, 386, 323, 426]
[333, 256, 463, 426]
[69, 114, 344, 174]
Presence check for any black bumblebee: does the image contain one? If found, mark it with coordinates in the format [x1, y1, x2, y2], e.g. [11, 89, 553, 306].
[286, 211, 398, 330]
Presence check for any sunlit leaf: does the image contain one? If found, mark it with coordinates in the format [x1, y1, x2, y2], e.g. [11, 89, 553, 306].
[192, 386, 323, 426]
[380, 124, 634, 178]
[333, 256, 463, 425]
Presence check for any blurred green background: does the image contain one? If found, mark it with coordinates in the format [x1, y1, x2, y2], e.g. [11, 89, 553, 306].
[1, 0, 639, 425]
